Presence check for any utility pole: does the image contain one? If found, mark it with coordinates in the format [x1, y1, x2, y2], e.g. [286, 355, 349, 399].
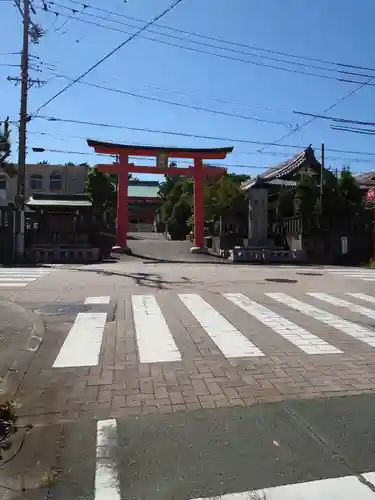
[15, 0, 30, 261]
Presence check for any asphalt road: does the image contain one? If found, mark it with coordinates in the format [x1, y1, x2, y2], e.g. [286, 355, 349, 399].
[3, 236, 375, 499]
[2, 394, 375, 499]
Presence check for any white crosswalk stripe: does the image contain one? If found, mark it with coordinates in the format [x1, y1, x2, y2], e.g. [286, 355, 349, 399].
[268, 293, 375, 349]
[347, 292, 375, 305]
[308, 292, 375, 320]
[0, 268, 53, 288]
[328, 269, 375, 281]
[132, 295, 182, 363]
[179, 294, 264, 358]
[53, 291, 375, 368]
[224, 293, 341, 355]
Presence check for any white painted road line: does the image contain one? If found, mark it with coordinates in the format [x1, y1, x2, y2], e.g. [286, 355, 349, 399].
[0, 277, 39, 281]
[95, 419, 121, 500]
[329, 272, 375, 276]
[85, 296, 111, 305]
[0, 282, 28, 287]
[0, 271, 51, 275]
[269, 293, 375, 348]
[347, 293, 375, 305]
[53, 312, 107, 368]
[132, 295, 181, 363]
[179, 294, 264, 358]
[191, 472, 375, 499]
[309, 293, 375, 320]
[225, 293, 340, 355]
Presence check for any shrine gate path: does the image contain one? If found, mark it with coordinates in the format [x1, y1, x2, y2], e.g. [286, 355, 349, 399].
[87, 140, 233, 253]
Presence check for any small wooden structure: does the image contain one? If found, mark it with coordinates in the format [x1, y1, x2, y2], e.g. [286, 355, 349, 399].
[25, 193, 100, 263]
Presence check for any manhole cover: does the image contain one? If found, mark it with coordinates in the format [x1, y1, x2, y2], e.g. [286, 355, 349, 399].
[265, 278, 298, 283]
[35, 304, 92, 316]
[297, 272, 323, 276]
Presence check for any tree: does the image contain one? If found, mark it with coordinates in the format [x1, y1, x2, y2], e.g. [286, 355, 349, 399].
[0, 118, 18, 177]
[294, 169, 319, 219]
[0, 118, 11, 169]
[85, 167, 116, 214]
[158, 171, 249, 238]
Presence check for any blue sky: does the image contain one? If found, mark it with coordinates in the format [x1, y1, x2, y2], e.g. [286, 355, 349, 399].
[1, 0, 375, 182]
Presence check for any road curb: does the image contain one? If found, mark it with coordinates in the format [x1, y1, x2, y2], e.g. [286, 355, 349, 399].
[0, 299, 46, 399]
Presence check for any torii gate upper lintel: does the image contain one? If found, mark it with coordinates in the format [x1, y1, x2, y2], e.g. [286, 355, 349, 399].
[86, 139, 234, 252]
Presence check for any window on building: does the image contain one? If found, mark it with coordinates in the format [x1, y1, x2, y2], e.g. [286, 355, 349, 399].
[0, 176, 6, 190]
[50, 172, 62, 191]
[30, 174, 43, 191]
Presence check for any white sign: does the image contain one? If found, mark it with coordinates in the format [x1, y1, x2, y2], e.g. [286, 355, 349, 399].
[341, 236, 348, 255]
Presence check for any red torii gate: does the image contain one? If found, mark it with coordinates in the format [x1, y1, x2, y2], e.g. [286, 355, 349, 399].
[87, 140, 233, 253]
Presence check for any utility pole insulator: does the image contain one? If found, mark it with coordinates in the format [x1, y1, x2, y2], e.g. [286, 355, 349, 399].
[7, 76, 46, 89]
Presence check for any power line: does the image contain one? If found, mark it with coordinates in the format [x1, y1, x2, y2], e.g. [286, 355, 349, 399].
[59, 0, 375, 76]
[31, 0, 186, 116]
[257, 77, 374, 153]
[27, 130, 375, 164]
[45, 71, 290, 126]
[40, 66, 291, 116]
[331, 126, 375, 136]
[45, 2, 375, 81]
[295, 111, 375, 127]
[33, 114, 375, 157]
[38, 6, 375, 88]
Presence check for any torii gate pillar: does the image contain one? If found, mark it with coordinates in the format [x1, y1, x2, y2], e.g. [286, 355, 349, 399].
[87, 140, 233, 254]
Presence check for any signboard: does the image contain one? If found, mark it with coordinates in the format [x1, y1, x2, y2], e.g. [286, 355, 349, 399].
[366, 188, 375, 201]
[156, 153, 168, 170]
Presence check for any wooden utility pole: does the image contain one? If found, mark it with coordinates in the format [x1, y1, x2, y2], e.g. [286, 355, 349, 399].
[320, 142, 324, 213]
[15, 0, 30, 260]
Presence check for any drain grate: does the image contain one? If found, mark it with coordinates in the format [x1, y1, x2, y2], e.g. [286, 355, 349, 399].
[297, 272, 323, 276]
[35, 304, 92, 316]
[265, 278, 298, 283]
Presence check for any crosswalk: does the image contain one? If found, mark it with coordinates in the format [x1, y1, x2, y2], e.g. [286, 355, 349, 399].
[270, 265, 375, 282]
[328, 268, 375, 282]
[51, 291, 375, 369]
[0, 267, 53, 288]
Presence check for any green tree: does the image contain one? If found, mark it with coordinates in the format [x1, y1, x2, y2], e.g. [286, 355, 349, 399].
[294, 169, 319, 221]
[158, 171, 249, 238]
[0, 118, 12, 173]
[85, 167, 116, 213]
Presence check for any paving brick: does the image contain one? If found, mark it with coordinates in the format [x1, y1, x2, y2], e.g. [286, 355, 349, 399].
[207, 382, 223, 395]
[200, 400, 216, 409]
[172, 404, 187, 412]
[191, 379, 209, 395]
[169, 392, 184, 404]
[97, 389, 113, 404]
[154, 386, 168, 399]
[222, 387, 240, 399]
[155, 398, 171, 407]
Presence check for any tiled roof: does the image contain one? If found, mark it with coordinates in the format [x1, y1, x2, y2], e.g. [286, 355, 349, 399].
[261, 146, 319, 180]
[241, 146, 320, 191]
[354, 171, 375, 188]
